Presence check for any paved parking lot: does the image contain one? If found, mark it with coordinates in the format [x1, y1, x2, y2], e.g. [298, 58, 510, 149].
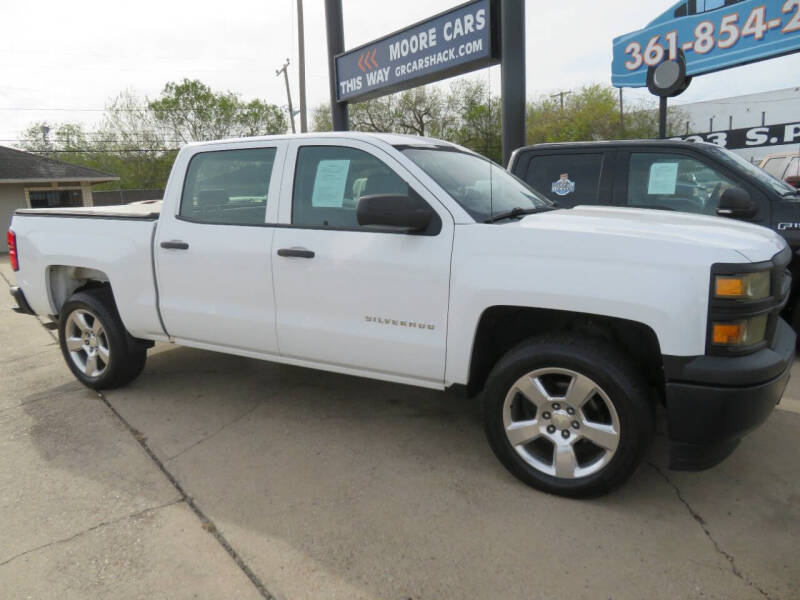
[1, 257, 799, 600]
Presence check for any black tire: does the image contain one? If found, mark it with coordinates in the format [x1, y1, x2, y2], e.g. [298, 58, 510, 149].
[58, 287, 147, 390]
[483, 333, 654, 498]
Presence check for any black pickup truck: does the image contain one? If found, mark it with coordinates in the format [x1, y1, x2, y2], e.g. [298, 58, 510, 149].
[508, 140, 800, 329]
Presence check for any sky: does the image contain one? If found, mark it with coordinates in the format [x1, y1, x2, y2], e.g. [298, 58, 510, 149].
[1, 0, 799, 143]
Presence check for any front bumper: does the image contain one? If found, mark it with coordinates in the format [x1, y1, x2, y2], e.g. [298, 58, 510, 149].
[9, 286, 36, 316]
[664, 318, 795, 470]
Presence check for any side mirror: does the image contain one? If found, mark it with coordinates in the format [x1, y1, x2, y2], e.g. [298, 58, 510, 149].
[717, 187, 757, 219]
[357, 194, 433, 232]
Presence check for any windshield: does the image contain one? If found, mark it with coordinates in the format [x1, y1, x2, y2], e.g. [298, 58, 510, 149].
[400, 147, 552, 222]
[707, 146, 799, 196]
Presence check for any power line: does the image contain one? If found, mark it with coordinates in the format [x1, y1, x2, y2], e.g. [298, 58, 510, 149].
[21, 148, 180, 154]
[0, 105, 283, 113]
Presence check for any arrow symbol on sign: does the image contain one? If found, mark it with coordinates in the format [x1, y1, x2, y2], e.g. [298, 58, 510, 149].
[369, 48, 378, 69]
[358, 53, 366, 73]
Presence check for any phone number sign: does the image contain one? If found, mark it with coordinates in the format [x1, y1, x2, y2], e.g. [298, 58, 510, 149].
[671, 121, 800, 149]
[612, 0, 800, 88]
[335, 0, 499, 103]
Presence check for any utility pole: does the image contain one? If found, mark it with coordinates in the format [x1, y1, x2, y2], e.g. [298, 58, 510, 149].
[276, 59, 296, 134]
[551, 90, 571, 112]
[619, 88, 625, 136]
[296, 0, 308, 133]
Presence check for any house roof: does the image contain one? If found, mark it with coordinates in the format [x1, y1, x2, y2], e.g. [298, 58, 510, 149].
[0, 145, 119, 183]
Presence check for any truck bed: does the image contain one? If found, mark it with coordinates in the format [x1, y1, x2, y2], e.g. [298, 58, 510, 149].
[10, 205, 165, 340]
[15, 201, 162, 220]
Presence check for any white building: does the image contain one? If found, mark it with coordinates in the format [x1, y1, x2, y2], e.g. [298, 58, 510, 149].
[672, 87, 800, 164]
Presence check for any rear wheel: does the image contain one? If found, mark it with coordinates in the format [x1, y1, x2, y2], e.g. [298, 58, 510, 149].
[483, 334, 654, 498]
[58, 288, 147, 390]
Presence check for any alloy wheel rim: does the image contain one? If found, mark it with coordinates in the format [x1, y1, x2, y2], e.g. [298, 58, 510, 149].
[64, 309, 110, 378]
[502, 367, 620, 479]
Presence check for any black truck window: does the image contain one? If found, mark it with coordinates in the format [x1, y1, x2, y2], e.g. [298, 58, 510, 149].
[525, 154, 603, 207]
[626, 152, 737, 216]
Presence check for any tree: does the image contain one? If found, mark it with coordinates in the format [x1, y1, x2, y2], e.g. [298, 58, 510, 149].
[527, 84, 686, 144]
[442, 79, 502, 163]
[17, 79, 288, 190]
[149, 79, 287, 143]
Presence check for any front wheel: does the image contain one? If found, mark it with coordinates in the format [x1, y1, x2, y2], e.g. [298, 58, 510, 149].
[483, 334, 654, 498]
[58, 288, 147, 390]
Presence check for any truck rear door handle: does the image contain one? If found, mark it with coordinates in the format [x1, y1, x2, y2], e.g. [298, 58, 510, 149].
[161, 240, 189, 250]
[277, 248, 315, 259]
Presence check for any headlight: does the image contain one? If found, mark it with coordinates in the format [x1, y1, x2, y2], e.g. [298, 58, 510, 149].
[711, 314, 768, 347]
[714, 270, 770, 300]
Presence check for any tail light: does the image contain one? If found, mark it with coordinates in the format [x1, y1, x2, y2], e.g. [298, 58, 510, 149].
[7, 230, 19, 271]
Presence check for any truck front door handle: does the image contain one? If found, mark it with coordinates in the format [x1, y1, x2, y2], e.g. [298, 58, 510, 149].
[277, 248, 315, 259]
[161, 240, 189, 250]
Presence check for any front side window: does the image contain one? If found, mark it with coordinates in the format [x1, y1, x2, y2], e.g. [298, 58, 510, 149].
[400, 147, 551, 222]
[709, 146, 798, 196]
[180, 148, 276, 225]
[292, 146, 431, 229]
[627, 152, 737, 215]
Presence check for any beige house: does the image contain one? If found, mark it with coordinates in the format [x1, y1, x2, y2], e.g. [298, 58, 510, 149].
[1, 146, 119, 252]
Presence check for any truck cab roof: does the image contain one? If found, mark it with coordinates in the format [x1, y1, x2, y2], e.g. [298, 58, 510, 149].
[513, 139, 719, 153]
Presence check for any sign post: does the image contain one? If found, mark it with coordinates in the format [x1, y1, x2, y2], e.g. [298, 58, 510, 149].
[325, 0, 348, 131]
[501, 0, 525, 165]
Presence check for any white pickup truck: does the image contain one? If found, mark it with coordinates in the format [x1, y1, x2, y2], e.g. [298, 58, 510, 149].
[7, 133, 795, 497]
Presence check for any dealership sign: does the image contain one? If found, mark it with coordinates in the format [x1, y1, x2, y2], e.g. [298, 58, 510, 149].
[335, 0, 499, 103]
[612, 0, 800, 88]
[670, 120, 800, 149]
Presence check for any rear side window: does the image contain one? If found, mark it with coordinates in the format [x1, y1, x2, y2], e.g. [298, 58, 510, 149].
[786, 157, 800, 178]
[761, 157, 791, 179]
[524, 154, 604, 207]
[180, 148, 276, 225]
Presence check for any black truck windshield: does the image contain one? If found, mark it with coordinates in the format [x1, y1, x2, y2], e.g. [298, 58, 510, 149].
[708, 145, 799, 197]
[400, 146, 552, 222]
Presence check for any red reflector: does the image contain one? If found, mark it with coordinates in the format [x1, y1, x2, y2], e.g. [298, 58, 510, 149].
[7, 230, 19, 271]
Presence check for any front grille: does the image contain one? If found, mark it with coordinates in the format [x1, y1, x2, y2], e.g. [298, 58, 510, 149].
[707, 245, 792, 356]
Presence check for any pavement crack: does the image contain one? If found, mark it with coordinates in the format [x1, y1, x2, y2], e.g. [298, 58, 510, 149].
[647, 462, 774, 600]
[165, 402, 262, 462]
[95, 390, 276, 600]
[0, 499, 183, 568]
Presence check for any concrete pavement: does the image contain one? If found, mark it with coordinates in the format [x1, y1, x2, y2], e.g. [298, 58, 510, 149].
[1, 256, 799, 599]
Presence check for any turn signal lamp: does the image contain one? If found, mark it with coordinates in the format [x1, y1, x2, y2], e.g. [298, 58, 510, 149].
[712, 322, 745, 345]
[712, 315, 768, 347]
[714, 271, 770, 300]
[7, 230, 18, 272]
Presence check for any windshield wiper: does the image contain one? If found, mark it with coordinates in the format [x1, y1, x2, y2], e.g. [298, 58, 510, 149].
[484, 206, 554, 224]
[780, 190, 800, 197]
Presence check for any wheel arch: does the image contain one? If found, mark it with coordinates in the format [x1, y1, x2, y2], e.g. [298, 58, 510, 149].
[47, 265, 112, 316]
[466, 306, 664, 398]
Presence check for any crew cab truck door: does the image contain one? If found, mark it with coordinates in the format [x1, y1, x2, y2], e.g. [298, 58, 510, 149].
[512, 150, 609, 208]
[614, 149, 770, 225]
[271, 139, 452, 384]
[154, 142, 286, 353]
